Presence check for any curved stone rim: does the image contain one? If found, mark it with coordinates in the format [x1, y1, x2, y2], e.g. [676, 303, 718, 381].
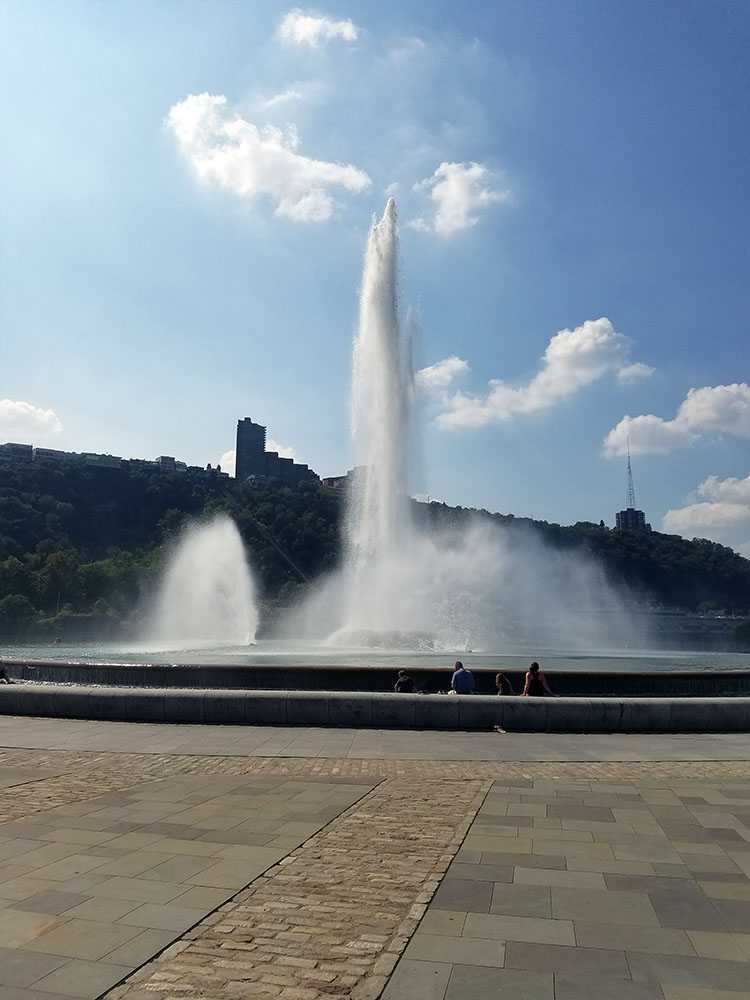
[2, 683, 750, 732]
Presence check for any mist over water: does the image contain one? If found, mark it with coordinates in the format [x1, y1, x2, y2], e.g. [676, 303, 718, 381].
[148, 515, 258, 649]
[283, 199, 639, 652]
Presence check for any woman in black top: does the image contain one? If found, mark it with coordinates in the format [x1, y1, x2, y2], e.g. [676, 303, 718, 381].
[522, 661, 554, 697]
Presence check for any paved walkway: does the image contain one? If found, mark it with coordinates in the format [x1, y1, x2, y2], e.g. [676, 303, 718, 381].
[0, 771, 373, 999]
[1, 718, 750, 999]
[2, 715, 750, 761]
[387, 776, 750, 999]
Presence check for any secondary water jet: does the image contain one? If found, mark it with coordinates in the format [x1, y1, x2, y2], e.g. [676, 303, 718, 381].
[148, 515, 258, 649]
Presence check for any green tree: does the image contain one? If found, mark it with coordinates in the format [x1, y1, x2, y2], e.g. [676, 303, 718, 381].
[0, 593, 36, 631]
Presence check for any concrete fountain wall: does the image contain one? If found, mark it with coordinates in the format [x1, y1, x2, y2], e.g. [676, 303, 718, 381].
[2, 663, 750, 732]
[4, 659, 750, 696]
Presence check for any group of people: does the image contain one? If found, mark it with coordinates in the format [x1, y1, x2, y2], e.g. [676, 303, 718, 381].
[394, 660, 555, 696]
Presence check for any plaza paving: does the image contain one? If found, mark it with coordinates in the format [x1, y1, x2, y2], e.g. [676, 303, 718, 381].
[0, 716, 749, 999]
[3, 715, 750, 761]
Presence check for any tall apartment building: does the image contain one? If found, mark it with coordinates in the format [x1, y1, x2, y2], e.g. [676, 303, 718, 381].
[235, 418, 267, 479]
[234, 417, 317, 484]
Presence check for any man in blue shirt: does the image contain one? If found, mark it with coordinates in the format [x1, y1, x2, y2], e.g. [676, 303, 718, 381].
[450, 661, 475, 694]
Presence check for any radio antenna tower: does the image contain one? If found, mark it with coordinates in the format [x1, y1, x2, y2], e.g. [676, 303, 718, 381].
[625, 438, 636, 510]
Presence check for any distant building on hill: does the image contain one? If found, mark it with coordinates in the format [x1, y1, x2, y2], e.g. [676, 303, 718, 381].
[615, 443, 651, 533]
[234, 417, 317, 484]
[322, 467, 364, 492]
[0, 442, 227, 478]
[0, 442, 33, 463]
[2, 417, 318, 485]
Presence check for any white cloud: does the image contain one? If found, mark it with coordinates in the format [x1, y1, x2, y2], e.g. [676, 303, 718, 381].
[266, 437, 296, 460]
[0, 399, 62, 442]
[697, 474, 750, 505]
[277, 9, 359, 47]
[263, 88, 304, 109]
[604, 383, 750, 457]
[616, 362, 655, 384]
[411, 161, 509, 237]
[218, 438, 296, 478]
[434, 318, 647, 430]
[603, 414, 695, 458]
[416, 356, 470, 393]
[166, 93, 370, 222]
[678, 383, 750, 437]
[218, 449, 236, 476]
[663, 472, 750, 556]
[664, 502, 750, 534]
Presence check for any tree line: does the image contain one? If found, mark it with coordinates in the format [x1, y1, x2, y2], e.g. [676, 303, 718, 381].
[0, 458, 748, 640]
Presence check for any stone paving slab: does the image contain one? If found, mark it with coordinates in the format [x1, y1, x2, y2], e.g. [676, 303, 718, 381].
[0, 769, 373, 999]
[386, 775, 750, 1000]
[3, 714, 750, 761]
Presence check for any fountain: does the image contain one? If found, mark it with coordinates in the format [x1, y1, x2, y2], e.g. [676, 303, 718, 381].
[284, 199, 637, 653]
[4, 202, 750, 727]
[148, 515, 258, 649]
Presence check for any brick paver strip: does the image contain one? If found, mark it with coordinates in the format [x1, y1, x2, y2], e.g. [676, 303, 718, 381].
[104, 777, 488, 1000]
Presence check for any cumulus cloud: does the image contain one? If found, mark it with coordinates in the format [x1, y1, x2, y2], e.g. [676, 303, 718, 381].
[604, 383, 750, 457]
[218, 449, 236, 476]
[267, 437, 296, 460]
[697, 474, 750, 505]
[166, 93, 370, 222]
[434, 318, 647, 430]
[277, 9, 359, 47]
[604, 414, 695, 458]
[663, 472, 750, 556]
[218, 438, 296, 478]
[415, 356, 470, 393]
[616, 362, 655, 384]
[410, 162, 509, 237]
[0, 399, 62, 442]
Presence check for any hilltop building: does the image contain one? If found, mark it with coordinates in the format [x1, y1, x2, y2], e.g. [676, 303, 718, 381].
[235, 418, 317, 484]
[615, 444, 651, 532]
[321, 467, 366, 492]
[2, 416, 317, 485]
[0, 443, 228, 478]
[0, 442, 33, 463]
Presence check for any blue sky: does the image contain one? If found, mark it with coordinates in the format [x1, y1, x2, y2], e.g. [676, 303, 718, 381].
[2, 1, 749, 551]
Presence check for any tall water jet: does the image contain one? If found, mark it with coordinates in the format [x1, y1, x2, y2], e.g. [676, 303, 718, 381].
[283, 200, 639, 652]
[149, 515, 258, 648]
[341, 198, 415, 634]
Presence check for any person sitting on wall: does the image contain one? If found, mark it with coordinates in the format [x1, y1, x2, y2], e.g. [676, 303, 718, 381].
[495, 671, 514, 695]
[522, 661, 555, 697]
[450, 660, 475, 694]
[394, 669, 415, 693]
